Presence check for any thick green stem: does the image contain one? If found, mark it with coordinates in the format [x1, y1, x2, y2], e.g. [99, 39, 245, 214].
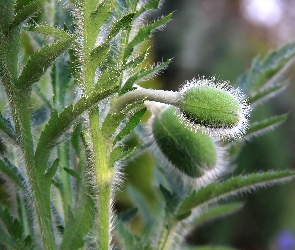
[89, 109, 112, 249]
[158, 219, 177, 250]
[111, 88, 181, 113]
[14, 93, 56, 250]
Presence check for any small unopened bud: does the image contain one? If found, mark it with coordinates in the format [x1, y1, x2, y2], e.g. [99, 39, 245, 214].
[178, 78, 251, 139]
[152, 106, 218, 178]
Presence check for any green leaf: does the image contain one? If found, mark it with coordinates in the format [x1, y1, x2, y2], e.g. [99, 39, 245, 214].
[124, 13, 172, 60]
[45, 158, 59, 180]
[0, 203, 23, 241]
[0, 159, 23, 188]
[114, 107, 147, 143]
[126, 184, 154, 225]
[108, 12, 135, 39]
[243, 42, 295, 93]
[159, 185, 180, 214]
[9, 0, 46, 30]
[0, 227, 21, 249]
[109, 144, 137, 166]
[0, 112, 16, 141]
[102, 101, 143, 138]
[60, 188, 95, 250]
[125, 50, 148, 69]
[190, 203, 243, 225]
[120, 59, 171, 94]
[249, 83, 287, 107]
[245, 114, 288, 140]
[114, 218, 139, 250]
[34, 85, 118, 164]
[89, 40, 110, 67]
[117, 208, 138, 223]
[25, 25, 70, 39]
[63, 167, 81, 180]
[177, 171, 295, 216]
[17, 36, 75, 90]
[87, 0, 114, 48]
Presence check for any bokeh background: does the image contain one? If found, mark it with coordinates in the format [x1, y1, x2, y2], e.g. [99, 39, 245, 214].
[118, 0, 295, 249]
[1, 1, 295, 249]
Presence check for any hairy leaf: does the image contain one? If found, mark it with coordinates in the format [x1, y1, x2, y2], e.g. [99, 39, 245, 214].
[245, 114, 288, 140]
[124, 13, 172, 60]
[0, 159, 23, 188]
[17, 36, 75, 90]
[120, 59, 171, 94]
[25, 25, 70, 39]
[177, 171, 295, 216]
[108, 12, 135, 39]
[249, 83, 287, 107]
[34, 85, 118, 164]
[9, 0, 46, 30]
[241, 42, 295, 94]
[114, 107, 147, 143]
[0, 112, 16, 142]
[190, 203, 243, 225]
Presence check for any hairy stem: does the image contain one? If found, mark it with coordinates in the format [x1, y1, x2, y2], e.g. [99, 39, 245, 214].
[158, 219, 177, 250]
[89, 109, 113, 249]
[111, 88, 181, 113]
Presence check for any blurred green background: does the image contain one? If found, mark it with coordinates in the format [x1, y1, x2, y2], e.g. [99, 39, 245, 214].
[1, 0, 295, 249]
[118, 0, 295, 249]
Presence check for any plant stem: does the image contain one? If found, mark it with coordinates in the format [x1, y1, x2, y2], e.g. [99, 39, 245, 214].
[14, 93, 56, 249]
[111, 88, 181, 113]
[89, 109, 113, 249]
[158, 219, 177, 250]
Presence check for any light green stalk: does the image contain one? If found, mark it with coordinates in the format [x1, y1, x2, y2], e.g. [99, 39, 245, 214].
[82, 1, 115, 248]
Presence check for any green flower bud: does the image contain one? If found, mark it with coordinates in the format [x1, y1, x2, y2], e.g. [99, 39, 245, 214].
[151, 106, 220, 178]
[178, 78, 251, 139]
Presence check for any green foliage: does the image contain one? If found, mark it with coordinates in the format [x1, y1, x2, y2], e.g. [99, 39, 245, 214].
[0, 0, 294, 249]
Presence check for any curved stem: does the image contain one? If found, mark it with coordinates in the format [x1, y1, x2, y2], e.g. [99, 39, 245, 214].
[111, 88, 181, 113]
[158, 219, 177, 250]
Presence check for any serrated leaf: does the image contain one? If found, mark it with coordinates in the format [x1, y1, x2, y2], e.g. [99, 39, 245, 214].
[45, 158, 59, 179]
[108, 12, 135, 39]
[191, 203, 243, 225]
[110, 145, 137, 166]
[159, 185, 180, 214]
[34, 85, 118, 165]
[9, 0, 46, 30]
[89, 40, 110, 67]
[245, 114, 288, 140]
[249, 83, 287, 107]
[102, 101, 143, 138]
[117, 208, 138, 223]
[17, 36, 75, 90]
[0, 112, 16, 141]
[25, 25, 70, 39]
[63, 167, 81, 180]
[244, 42, 295, 94]
[0, 227, 20, 249]
[143, 0, 161, 10]
[60, 188, 95, 250]
[114, 107, 146, 143]
[124, 13, 172, 60]
[177, 171, 295, 216]
[125, 50, 148, 69]
[0, 203, 23, 241]
[126, 184, 154, 225]
[87, 0, 114, 48]
[114, 217, 139, 249]
[0, 159, 23, 188]
[120, 59, 171, 94]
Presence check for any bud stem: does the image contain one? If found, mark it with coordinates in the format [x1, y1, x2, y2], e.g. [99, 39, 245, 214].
[111, 88, 181, 113]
